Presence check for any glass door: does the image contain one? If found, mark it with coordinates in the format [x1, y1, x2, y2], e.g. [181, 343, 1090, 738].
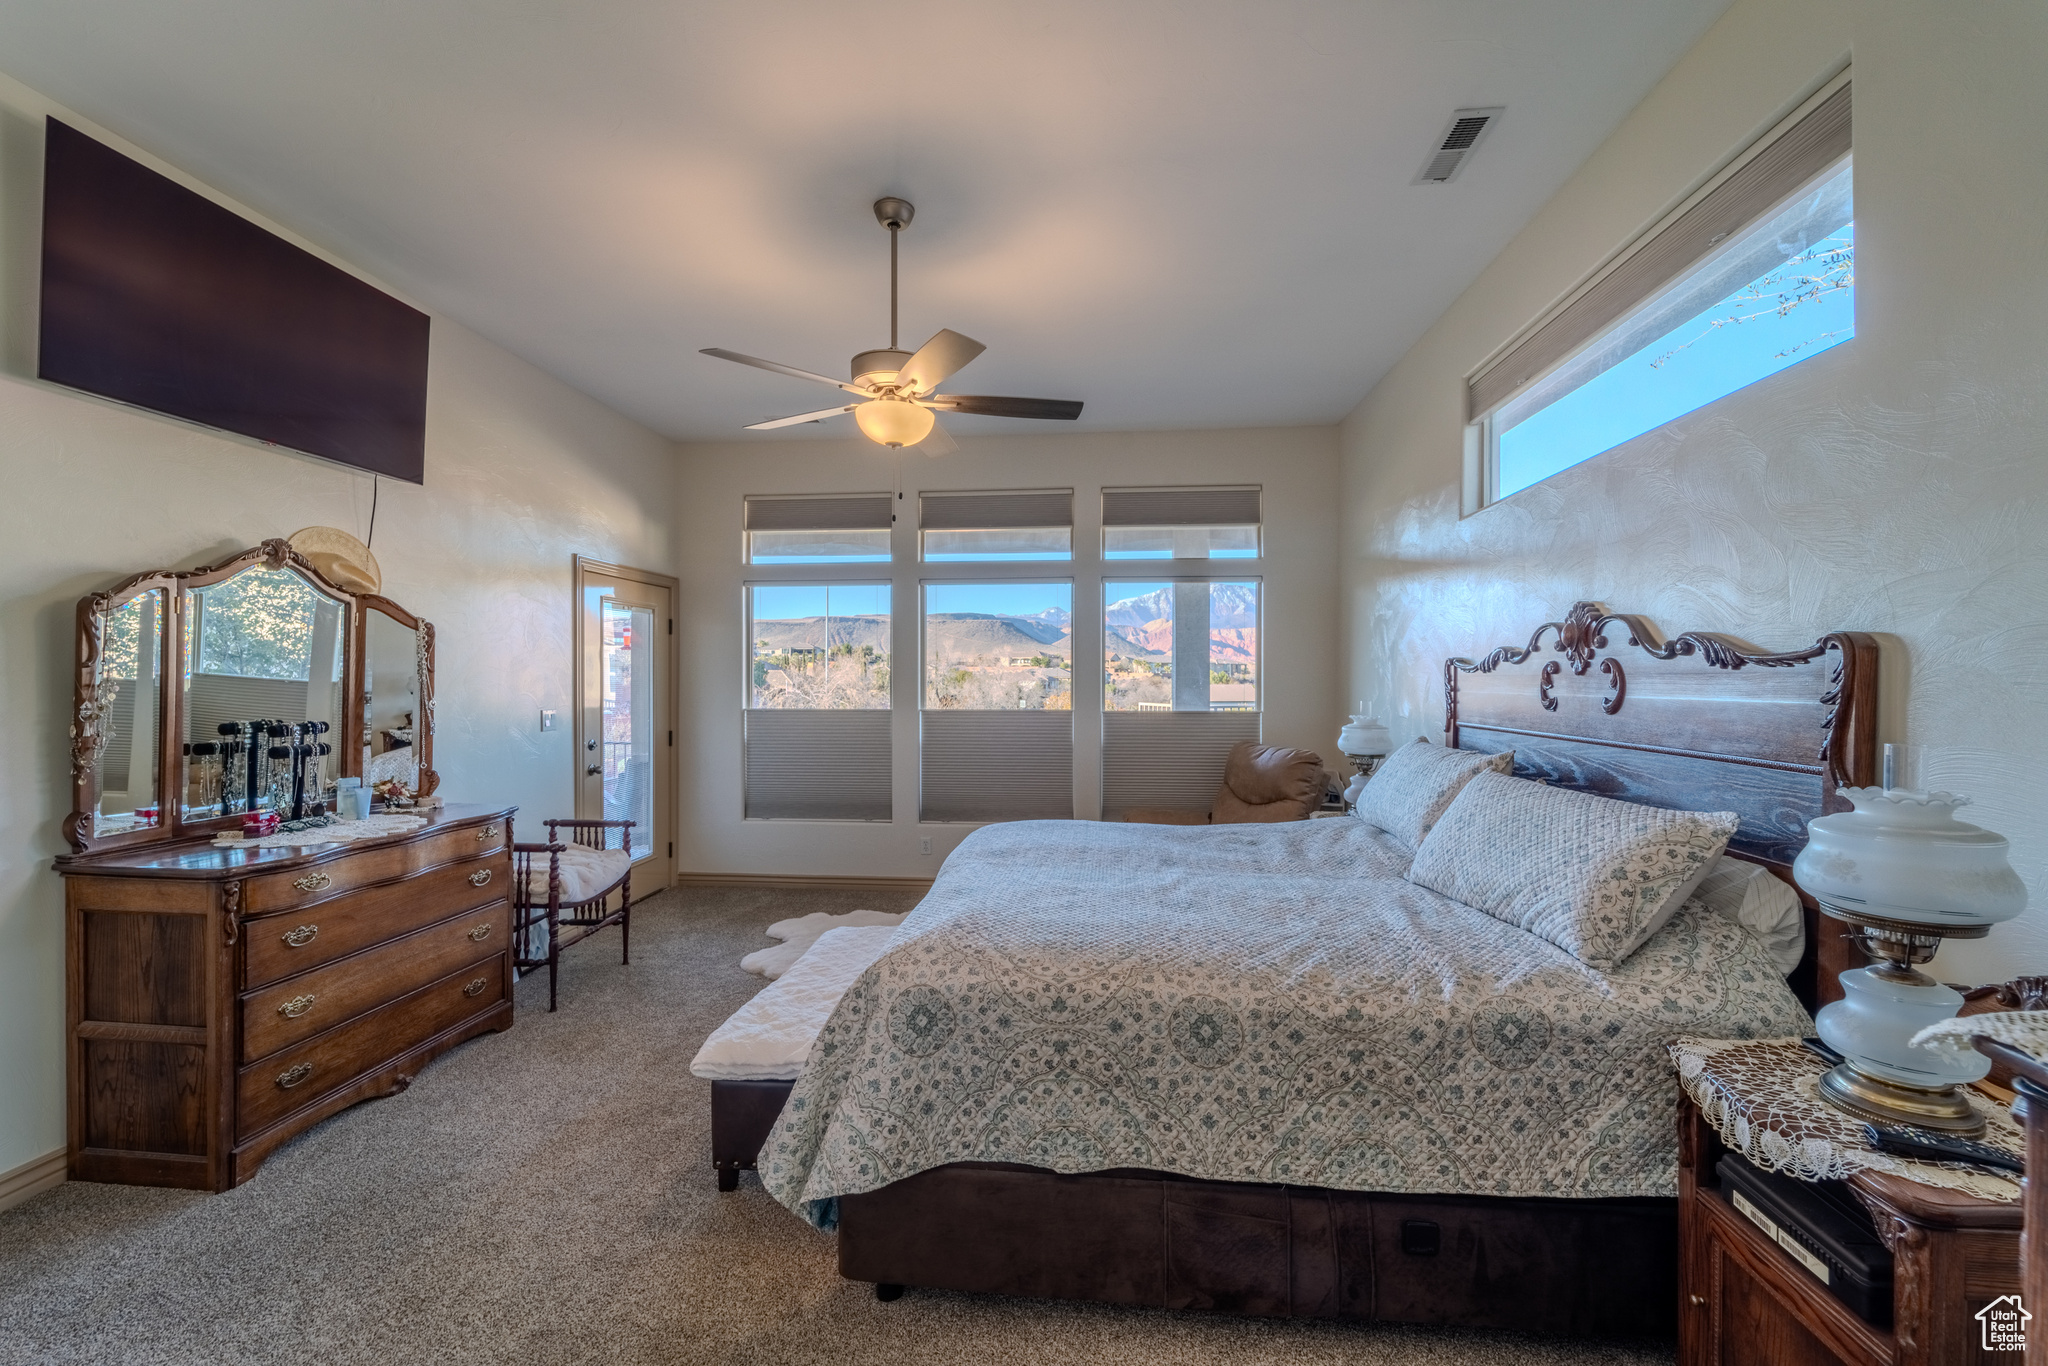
[577, 564, 675, 887]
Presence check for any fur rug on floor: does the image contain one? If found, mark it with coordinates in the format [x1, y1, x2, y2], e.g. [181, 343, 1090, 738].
[741, 909, 907, 978]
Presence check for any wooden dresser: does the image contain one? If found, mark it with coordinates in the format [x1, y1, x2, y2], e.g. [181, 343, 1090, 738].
[56, 803, 517, 1191]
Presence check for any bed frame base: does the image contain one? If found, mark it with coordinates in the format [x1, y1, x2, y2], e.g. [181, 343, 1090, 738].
[711, 1079, 793, 1191]
[838, 1162, 1678, 1336]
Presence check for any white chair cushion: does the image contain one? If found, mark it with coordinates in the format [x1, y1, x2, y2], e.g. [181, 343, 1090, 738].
[1407, 771, 1737, 969]
[1351, 737, 1513, 851]
[523, 843, 632, 906]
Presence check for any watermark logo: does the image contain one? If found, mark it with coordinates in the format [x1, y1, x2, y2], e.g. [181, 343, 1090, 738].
[1978, 1294, 2029, 1353]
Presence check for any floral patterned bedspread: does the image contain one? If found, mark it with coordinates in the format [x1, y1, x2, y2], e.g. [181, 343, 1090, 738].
[760, 817, 1810, 1228]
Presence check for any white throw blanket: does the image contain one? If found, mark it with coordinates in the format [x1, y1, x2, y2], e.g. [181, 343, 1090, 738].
[741, 909, 907, 979]
[694, 926, 900, 1080]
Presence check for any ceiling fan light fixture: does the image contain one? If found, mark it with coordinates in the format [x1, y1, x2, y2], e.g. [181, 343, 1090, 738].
[854, 396, 935, 448]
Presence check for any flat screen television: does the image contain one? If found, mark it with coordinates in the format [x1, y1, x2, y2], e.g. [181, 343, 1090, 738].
[39, 118, 430, 483]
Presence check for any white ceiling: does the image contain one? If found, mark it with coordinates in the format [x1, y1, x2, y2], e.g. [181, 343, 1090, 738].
[0, 0, 1730, 441]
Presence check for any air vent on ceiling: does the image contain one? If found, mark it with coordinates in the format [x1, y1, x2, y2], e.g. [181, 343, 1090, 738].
[1413, 106, 1504, 185]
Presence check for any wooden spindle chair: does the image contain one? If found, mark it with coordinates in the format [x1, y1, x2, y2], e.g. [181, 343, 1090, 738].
[511, 818, 634, 1011]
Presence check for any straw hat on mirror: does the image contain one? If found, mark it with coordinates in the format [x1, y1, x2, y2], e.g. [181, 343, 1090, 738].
[288, 526, 382, 595]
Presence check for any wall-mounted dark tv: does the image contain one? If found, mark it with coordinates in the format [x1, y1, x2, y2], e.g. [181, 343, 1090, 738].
[39, 119, 430, 483]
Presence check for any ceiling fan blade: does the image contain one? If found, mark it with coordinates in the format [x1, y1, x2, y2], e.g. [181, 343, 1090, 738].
[914, 418, 958, 457]
[744, 403, 863, 431]
[925, 395, 1083, 421]
[895, 329, 986, 395]
[701, 348, 871, 397]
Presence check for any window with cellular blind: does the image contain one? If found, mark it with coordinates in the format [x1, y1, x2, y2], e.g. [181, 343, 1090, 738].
[745, 492, 893, 563]
[920, 488, 1073, 561]
[1102, 485, 1260, 559]
[742, 576, 893, 822]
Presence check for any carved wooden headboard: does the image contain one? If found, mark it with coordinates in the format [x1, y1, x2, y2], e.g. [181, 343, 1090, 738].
[1444, 602, 1878, 1010]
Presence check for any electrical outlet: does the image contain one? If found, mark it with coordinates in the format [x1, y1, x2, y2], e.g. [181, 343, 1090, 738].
[919, 836, 933, 856]
[540, 709, 557, 732]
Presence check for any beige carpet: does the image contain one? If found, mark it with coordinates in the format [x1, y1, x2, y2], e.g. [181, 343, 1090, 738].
[0, 886, 1674, 1366]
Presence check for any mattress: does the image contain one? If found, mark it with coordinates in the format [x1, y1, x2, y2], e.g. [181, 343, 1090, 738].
[691, 926, 899, 1081]
[761, 817, 1811, 1229]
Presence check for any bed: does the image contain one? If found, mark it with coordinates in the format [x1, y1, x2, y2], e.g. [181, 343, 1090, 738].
[741, 602, 1879, 1333]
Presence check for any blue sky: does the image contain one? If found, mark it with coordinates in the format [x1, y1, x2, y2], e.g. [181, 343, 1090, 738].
[752, 583, 891, 621]
[924, 582, 1073, 617]
[1498, 223, 1854, 499]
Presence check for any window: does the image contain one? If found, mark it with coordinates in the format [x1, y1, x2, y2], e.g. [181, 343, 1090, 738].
[1100, 579, 1261, 819]
[743, 583, 891, 821]
[1102, 580, 1259, 712]
[921, 582, 1074, 822]
[920, 489, 1072, 561]
[745, 493, 892, 563]
[1472, 78, 1852, 505]
[748, 584, 891, 709]
[1102, 486, 1260, 559]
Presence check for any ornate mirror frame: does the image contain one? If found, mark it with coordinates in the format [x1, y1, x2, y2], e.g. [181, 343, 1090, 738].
[65, 539, 439, 855]
[351, 595, 439, 799]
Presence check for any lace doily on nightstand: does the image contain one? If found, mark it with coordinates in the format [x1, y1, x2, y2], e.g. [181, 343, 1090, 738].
[1667, 1036, 2023, 1204]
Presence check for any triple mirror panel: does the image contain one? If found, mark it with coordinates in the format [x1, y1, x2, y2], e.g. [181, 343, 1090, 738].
[74, 541, 435, 851]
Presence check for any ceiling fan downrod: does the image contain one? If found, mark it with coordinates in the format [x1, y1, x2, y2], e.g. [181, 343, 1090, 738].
[874, 198, 914, 352]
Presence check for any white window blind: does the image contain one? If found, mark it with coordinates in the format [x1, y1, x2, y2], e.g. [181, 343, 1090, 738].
[745, 710, 892, 821]
[1101, 486, 1261, 527]
[1101, 711, 1261, 816]
[1102, 486, 1260, 559]
[745, 493, 893, 562]
[1467, 77, 1851, 421]
[920, 711, 1073, 823]
[921, 489, 1073, 560]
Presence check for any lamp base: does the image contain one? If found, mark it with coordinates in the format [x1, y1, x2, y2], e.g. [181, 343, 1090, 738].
[1817, 1061, 1986, 1137]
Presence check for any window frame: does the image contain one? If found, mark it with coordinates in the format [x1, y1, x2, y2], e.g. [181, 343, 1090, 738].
[1465, 71, 1852, 513]
[1100, 574, 1264, 716]
[742, 580, 895, 712]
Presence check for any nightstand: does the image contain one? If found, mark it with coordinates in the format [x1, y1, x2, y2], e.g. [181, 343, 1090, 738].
[1679, 1096, 2022, 1365]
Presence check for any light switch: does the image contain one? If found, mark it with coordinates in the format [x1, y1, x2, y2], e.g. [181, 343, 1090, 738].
[540, 709, 557, 732]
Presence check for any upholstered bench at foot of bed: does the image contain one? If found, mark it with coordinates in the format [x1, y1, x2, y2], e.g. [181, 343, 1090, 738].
[838, 1163, 1678, 1336]
[711, 1079, 793, 1191]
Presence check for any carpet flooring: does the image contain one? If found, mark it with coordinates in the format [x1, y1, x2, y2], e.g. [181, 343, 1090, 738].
[0, 886, 1675, 1365]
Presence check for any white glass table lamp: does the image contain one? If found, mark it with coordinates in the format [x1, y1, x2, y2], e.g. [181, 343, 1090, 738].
[1793, 762, 2027, 1136]
[1337, 713, 1392, 806]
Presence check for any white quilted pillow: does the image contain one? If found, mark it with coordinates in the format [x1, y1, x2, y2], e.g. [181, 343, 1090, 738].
[1351, 738, 1514, 851]
[1407, 771, 1738, 969]
[1693, 856, 1806, 974]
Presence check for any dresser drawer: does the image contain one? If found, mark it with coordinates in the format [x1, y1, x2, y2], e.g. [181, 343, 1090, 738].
[237, 959, 506, 1138]
[241, 818, 509, 914]
[241, 899, 507, 1061]
[243, 853, 509, 988]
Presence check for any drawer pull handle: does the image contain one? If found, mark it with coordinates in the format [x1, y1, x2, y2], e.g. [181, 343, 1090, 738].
[277, 994, 316, 1020]
[282, 924, 319, 948]
[292, 871, 332, 893]
[478, 825, 499, 841]
[468, 923, 493, 942]
[276, 1062, 315, 1090]
[469, 869, 493, 887]
[462, 977, 489, 998]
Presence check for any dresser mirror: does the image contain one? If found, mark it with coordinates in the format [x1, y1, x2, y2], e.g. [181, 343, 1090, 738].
[83, 587, 168, 839]
[65, 539, 439, 854]
[180, 561, 351, 823]
[358, 596, 439, 797]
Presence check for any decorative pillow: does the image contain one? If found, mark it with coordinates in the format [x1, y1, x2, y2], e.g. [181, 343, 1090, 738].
[1693, 855, 1806, 974]
[1350, 737, 1513, 851]
[1407, 771, 1738, 969]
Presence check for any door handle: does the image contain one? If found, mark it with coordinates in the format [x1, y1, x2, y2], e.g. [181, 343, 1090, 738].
[585, 764, 602, 776]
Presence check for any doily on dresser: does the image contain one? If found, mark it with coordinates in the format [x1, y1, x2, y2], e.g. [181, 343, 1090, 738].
[1914, 1010, 2048, 1061]
[1667, 1036, 2023, 1204]
[213, 813, 430, 849]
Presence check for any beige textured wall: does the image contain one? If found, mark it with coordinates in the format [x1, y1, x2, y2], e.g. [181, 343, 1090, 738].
[0, 79, 676, 1175]
[1338, 0, 2048, 981]
[674, 426, 1342, 877]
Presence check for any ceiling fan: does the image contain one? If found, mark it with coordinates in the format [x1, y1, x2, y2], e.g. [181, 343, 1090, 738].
[702, 198, 1083, 455]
